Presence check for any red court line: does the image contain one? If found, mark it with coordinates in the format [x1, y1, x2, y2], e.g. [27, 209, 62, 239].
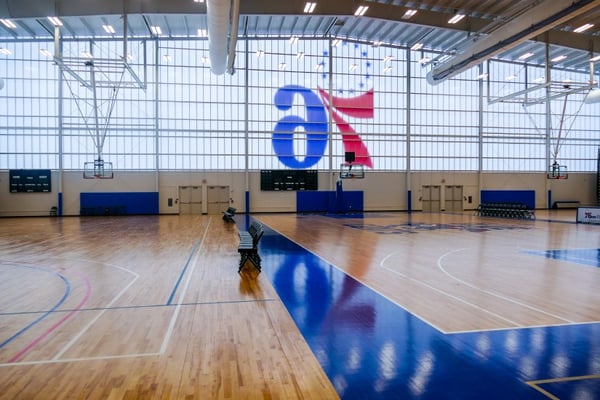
[9, 274, 92, 363]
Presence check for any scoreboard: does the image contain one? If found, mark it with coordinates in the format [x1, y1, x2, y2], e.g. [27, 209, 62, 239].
[9, 170, 52, 193]
[260, 170, 318, 191]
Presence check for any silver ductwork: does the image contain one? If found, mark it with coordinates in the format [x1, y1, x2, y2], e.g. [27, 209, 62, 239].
[427, 0, 600, 85]
[207, 0, 238, 75]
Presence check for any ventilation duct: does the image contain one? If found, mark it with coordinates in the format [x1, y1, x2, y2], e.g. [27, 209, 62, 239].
[427, 0, 599, 85]
[207, 0, 238, 75]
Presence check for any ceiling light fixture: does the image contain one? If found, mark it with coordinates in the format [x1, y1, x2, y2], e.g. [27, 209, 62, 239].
[163, 54, 171, 62]
[355, 5, 369, 16]
[574, 23, 594, 33]
[349, 63, 358, 71]
[477, 73, 488, 80]
[296, 52, 305, 59]
[332, 38, 342, 47]
[279, 62, 287, 70]
[383, 55, 394, 63]
[289, 36, 299, 45]
[383, 65, 392, 73]
[590, 55, 600, 62]
[193, 0, 205, 3]
[40, 49, 53, 58]
[372, 40, 382, 47]
[402, 10, 417, 20]
[0, 19, 17, 29]
[197, 28, 207, 37]
[448, 14, 465, 24]
[419, 57, 431, 65]
[551, 55, 567, 63]
[505, 74, 517, 81]
[256, 50, 264, 57]
[81, 51, 93, 59]
[150, 26, 162, 35]
[47, 16, 63, 27]
[411, 43, 423, 51]
[0, 48, 11, 55]
[103, 24, 115, 34]
[518, 52, 534, 60]
[304, 2, 317, 14]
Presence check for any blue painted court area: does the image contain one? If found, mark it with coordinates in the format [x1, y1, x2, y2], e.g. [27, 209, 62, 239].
[527, 248, 600, 268]
[259, 229, 600, 399]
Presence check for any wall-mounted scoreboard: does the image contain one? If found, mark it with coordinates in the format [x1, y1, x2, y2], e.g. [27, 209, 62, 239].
[260, 169, 318, 191]
[9, 169, 52, 193]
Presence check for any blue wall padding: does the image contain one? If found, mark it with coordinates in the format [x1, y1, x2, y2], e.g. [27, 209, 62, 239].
[480, 190, 535, 209]
[80, 192, 159, 215]
[297, 191, 363, 213]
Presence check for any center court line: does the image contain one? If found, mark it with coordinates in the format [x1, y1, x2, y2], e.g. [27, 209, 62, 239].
[436, 248, 574, 324]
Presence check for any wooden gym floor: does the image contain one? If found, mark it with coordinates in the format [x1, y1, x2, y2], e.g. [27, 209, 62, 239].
[0, 210, 599, 399]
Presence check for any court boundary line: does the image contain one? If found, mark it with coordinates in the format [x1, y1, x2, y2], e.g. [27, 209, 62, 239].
[379, 251, 520, 331]
[52, 270, 137, 361]
[160, 216, 211, 354]
[526, 373, 600, 400]
[0, 298, 280, 317]
[436, 248, 574, 324]
[0, 263, 71, 349]
[166, 240, 200, 305]
[0, 219, 211, 367]
[260, 216, 600, 336]
[256, 218, 450, 334]
[9, 273, 91, 363]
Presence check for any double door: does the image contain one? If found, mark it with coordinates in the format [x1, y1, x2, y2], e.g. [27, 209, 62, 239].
[421, 185, 463, 212]
[179, 185, 230, 215]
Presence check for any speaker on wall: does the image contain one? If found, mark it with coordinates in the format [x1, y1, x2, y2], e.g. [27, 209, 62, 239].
[345, 151, 355, 163]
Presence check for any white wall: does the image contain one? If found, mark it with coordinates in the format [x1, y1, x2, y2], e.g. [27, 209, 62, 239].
[0, 170, 596, 217]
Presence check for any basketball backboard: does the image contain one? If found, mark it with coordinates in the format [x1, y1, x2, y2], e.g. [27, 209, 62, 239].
[340, 163, 364, 179]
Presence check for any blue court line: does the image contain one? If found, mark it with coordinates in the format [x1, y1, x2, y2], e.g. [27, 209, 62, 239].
[0, 298, 279, 317]
[166, 240, 200, 305]
[0, 264, 71, 349]
[527, 248, 600, 268]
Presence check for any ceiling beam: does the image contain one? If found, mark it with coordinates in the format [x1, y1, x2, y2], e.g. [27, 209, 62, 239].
[427, 0, 600, 84]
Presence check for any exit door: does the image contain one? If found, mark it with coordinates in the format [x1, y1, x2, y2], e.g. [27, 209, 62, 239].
[207, 186, 230, 214]
[179, 186, 202, 215]
[444, 185, 463, 212]
[422, 185, 441, 212]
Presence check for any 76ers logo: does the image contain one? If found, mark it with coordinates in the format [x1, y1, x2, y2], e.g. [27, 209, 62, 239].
[272, 44, 375, 169]
[272, 85, 373, 169]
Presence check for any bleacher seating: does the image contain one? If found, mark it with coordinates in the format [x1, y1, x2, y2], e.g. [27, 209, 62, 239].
[237, 221, 264, 273]
[475, 202, 535, 220]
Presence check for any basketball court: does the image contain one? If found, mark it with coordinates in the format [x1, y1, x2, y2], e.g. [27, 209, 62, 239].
[0, 210, 598, 399]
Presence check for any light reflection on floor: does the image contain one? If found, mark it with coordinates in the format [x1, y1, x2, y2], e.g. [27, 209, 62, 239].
[259, 225, 600, 400]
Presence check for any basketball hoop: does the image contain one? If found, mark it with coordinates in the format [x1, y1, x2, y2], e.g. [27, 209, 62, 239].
[547, 163, 568, 179]
[84, 159, 113, 179]
[340, 163, 365, 179]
